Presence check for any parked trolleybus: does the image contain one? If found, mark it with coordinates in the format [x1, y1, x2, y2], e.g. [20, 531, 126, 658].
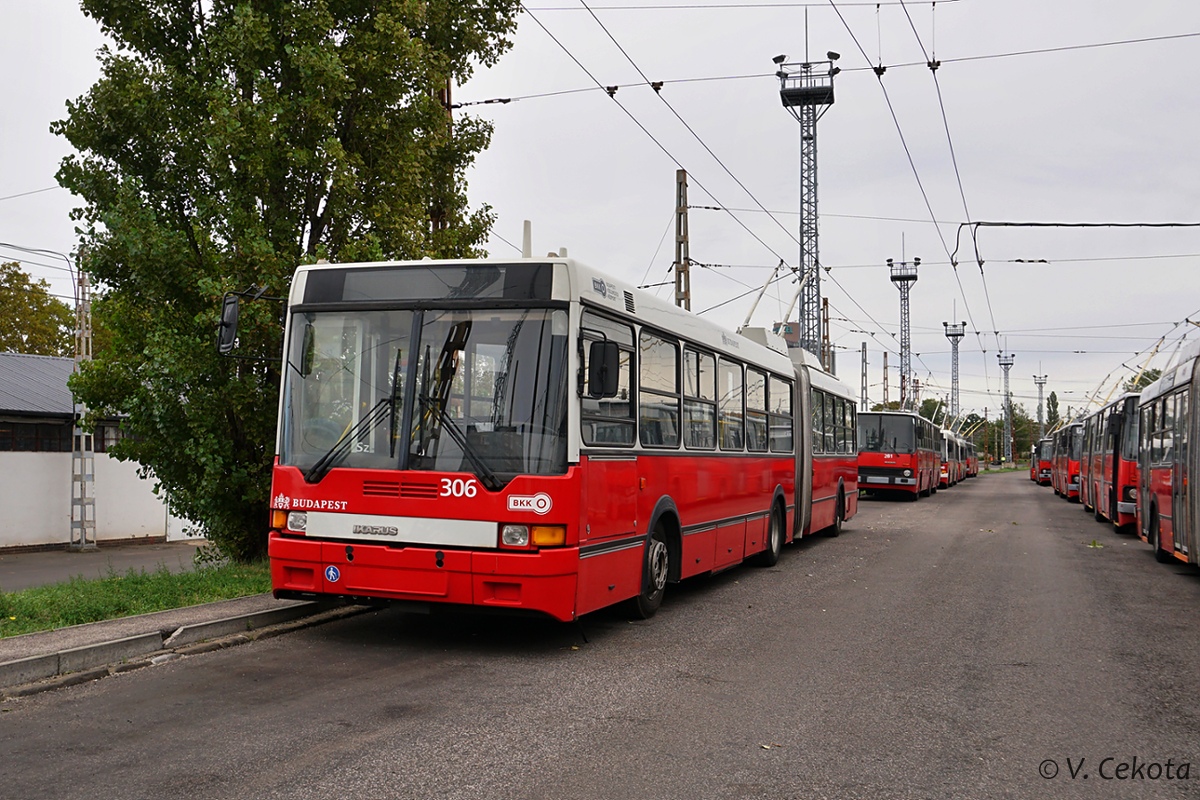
[856, 411, 941, 500]
[1137, 342, 1199, 565]
[1052, 422, 1083, 501]
[246, 257, 858, 622]
[1032, 438, 1053, 485]
[1080, 393, 1140, 530]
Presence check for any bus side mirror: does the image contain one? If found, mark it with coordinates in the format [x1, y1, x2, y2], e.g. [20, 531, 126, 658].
[587, 340, 620, 398]
[217, 293, 240, 354]
[299, 322, 316, 378]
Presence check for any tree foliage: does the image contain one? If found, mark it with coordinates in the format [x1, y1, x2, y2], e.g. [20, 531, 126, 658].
[0, 262, 74, 357]
[1046, 391, 1060, 432]
[55, 0, 520, 561]
[1126, 368, 1162, 392]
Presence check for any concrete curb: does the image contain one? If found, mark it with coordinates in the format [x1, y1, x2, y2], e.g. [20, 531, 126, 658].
[0, 602, 368, 697]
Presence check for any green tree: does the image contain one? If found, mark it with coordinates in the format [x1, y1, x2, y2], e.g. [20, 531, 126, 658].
[0, 262, 74, 357]
[1126, 368, 1161, 392]
[55, 1, 520, 561]
[1046, 391, 1060, 432]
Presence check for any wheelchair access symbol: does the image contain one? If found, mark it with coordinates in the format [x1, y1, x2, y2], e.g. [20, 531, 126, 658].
[324, 565, 341, 583]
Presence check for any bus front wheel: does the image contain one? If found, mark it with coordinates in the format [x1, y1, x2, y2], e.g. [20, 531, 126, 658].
[1151, 511, 1173, 564]
[631, 525, 670, 619]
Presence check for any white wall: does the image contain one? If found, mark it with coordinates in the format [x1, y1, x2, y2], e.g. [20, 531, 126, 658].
[0, 452, 190, 548]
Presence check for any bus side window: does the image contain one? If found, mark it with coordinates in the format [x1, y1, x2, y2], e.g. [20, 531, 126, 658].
[768, 374, 794, 452]
[638, 330, 680, 448]
[745, 368, 768, 452]
[580, 311, 635, 446]
[683, 348, 717, 449]
[718, 358, 745, 451]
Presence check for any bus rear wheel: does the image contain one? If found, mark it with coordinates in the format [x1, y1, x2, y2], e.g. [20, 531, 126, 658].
[827, 491, 843, 537]
[752, 503, 785, 567]
[1151, 512, 1173, 564]
[631, 525, 670, 618]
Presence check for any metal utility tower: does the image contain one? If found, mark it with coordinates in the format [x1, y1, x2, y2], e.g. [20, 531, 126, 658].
[1034, 374, 1048, 440]
[998, 352, 1015, 464]
[774, 51, 838, 363]
[943, 320, 966, 419]
[70, 267, 97, 551]
[889, 257, 919, 409]
[673, 169, 691, 310]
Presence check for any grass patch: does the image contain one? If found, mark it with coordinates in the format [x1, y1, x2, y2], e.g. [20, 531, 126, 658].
[0, 561, 271, 639]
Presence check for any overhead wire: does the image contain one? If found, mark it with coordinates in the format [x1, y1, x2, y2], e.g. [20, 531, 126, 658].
[519, 4, 798, 285]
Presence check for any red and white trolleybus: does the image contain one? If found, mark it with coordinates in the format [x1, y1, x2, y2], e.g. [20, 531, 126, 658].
[856, 411, 941, 499]
[1079, 393, 1139, 530]
[260, 257, 855, 621]
[1137, 342, 1199, 565]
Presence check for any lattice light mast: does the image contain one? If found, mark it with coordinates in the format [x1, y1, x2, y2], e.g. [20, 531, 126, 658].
[71, 264, 97, 551]
[943, 320, 966, 420]
[1034, 374, 1048, 440]
[998, 352, 1015, 464]
[889, 257, 919, 409]
[775, 51, 838, 365]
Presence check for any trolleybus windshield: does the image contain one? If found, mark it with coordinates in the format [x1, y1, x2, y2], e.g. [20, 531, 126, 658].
[280, 306, 569, 486]
[858, 414, 916, 453]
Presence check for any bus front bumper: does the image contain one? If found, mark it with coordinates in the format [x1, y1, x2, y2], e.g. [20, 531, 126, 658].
[268, 533, 579, 622]
[860, 475, 917, 486]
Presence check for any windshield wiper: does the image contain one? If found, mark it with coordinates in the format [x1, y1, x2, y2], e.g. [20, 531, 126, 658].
[304, 397, 394, 484]
[416, 395, 503, 491]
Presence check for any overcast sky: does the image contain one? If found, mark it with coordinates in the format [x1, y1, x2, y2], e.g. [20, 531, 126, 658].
[3, 1, 1199, 423]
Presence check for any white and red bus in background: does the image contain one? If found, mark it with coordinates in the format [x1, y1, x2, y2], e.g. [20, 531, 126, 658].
[1137, 342, 1199, 565]
[857, 411, 941, 500]
[963, 439, 979, 477]
[1080, 393, 1140, 530]
[1032, 437, 1053, 485]
[939, 430, 967, 489]
[253, 257, 855, 622]
[1052, 422, 1083, 501]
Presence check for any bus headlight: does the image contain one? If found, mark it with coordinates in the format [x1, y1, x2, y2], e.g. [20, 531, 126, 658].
[287, 512, 308, 532]
[903, 469, 912, 477]
[501, 524, 567, 548]
[501, 524, 529, 547]
[1126, 487, 1137, 502]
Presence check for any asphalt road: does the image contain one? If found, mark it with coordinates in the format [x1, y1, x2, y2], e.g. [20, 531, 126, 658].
[2, 471, 1198, 800]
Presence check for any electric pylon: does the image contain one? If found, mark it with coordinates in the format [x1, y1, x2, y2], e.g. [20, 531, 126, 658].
[944, 321, 965, 419]
[774, 52, 838, 363]
[998, 352, 1015, 464]
[889, 257, 919, 410]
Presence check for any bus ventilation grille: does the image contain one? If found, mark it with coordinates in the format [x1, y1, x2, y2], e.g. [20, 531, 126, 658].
[362, 480, 401, 497]
[624, 291, 636, 313]
[400, 481, 440, 499]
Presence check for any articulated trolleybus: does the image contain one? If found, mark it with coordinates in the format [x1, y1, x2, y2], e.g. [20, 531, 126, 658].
[857, 411, 941, 499]
[264, 257, 855, 621]
[1137, 341, 1200, 566]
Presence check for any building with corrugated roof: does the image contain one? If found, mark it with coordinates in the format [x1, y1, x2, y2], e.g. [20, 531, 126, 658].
[0, 352, 187, 550]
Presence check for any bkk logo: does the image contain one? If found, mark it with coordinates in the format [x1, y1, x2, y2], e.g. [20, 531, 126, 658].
[507, 493, 553, 515]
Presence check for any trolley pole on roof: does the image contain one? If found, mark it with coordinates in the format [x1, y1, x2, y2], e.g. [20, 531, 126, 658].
[1034, 373, 1048, 440]
[944, 320, 965, 419]
[998, 352, 1015, 464]
[774, 51, 838, 363]
[889, 257, 919, 410]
